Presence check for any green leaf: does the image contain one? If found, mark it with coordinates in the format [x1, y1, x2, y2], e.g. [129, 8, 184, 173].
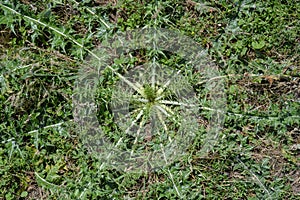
[35, 172, 59, 189]
[5, 193, 14, 200]
[20, 191, 28, 197]
[252, 40, 266, 49]
[241, 47, 248, 56]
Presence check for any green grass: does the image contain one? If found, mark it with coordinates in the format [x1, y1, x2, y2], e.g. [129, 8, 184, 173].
[0, 0, 299, 199]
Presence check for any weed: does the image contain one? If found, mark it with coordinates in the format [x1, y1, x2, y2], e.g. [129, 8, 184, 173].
[0, 0, 299, 199]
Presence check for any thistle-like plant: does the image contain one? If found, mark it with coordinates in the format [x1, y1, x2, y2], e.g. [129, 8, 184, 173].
[98, 54, 202, 176]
